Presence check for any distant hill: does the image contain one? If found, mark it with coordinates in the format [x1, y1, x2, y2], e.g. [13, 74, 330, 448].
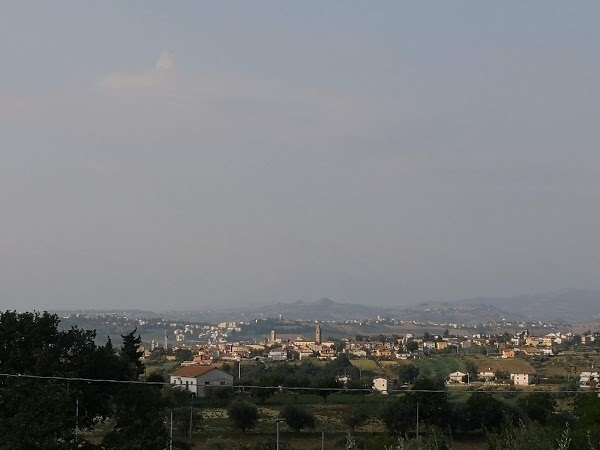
[457, 289, 600, 323]
[235, 298, 389, 321]
[187, 298, 527, 325]
[206, 289, 600, 325]
[51, 289, 600, 326]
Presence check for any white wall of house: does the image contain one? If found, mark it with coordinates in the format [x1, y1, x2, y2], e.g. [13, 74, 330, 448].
[511, 373, 534, 386]
[373, 377, 390, 394]
[170, 370, 234, 397]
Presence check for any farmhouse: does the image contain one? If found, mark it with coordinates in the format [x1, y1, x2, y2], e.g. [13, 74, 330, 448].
[448, 371, 468, 384]
[373, 377, 395, 394]
[511, 372, 534, 386]
[170, 365, 233, 397]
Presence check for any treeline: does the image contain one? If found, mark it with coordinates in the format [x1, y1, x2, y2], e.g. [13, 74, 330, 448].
[0, 311, 173, 450]
[223, 354, 369, 402]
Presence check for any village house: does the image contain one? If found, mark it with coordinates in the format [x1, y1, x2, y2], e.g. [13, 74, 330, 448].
[448, 371, 468, 384]
[501, 349, 515, 359]
[580, 370, 600, 388]
[373, 347, 393, 359]
[268, 348, 288, 361]
[435, 341, 449, 351]
[479, 368, 496, 381]
[372, 377, 395, 394]
[170, 366, 234, 397]
[192, 353, 213, 365]
[511, 372, 534, 386]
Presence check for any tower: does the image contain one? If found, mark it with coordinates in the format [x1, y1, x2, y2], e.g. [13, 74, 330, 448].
[316, 323, 322, 344]
[271, 330, 277, 342]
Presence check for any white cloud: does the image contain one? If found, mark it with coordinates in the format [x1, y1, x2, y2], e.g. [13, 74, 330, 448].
[101, 51, 178, 90]
[155, 51, 177, 72]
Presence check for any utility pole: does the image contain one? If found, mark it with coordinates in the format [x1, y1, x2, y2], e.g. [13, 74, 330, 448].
[75, 398, 79, 433]
[276, 418, 285, 450]
[169, 411, 173, 450]
[416, 401, 419, 438]
[321, 429, 325, 450]
[189, 393, 195, 441]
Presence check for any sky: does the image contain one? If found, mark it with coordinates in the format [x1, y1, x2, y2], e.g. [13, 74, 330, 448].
[1, 2, 599, 311]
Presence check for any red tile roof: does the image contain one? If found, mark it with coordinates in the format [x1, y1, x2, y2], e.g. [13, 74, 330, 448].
[170, 365, 219, 378]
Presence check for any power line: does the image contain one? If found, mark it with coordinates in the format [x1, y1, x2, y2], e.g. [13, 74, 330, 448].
[0, 373, 588, 394]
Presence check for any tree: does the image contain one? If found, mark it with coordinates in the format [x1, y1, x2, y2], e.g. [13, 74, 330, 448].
[227, 399, 259, 433]
[312, 375, 341, 403]
[0, 311, 122, 449]
[146, 371, 166, 384]
[379, 397, 415, 435]
[205, 386, 234, 407]
[397, 364, 420, 384]
[465, 361, 479, 381]
[467, 392, 504, 431]
[103, 332, 168, 449]
[120, 328, 144, 379]
[342, 408, 368, 432]
[280, 405, 316, 432]
[327, 353, 354, 376]
[407, 377, 450, 427]
[102, 410, 169, 450]
[172, 406, 203, 435]
[405, 341, 419, 352]
[517, 392, 556, 424]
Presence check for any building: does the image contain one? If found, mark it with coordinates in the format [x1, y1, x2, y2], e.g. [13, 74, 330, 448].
[268, 348, 288, 361]
[580, 371, 600, 388]
[373, 347, 393, 359]
[372, 377, 394, 394]
[448, 371, 468, 384]
[502, 349, 515, 359]
[511, 373, 535, 386]
[170, 366, 234, 397]
[436, 341, 449, 351]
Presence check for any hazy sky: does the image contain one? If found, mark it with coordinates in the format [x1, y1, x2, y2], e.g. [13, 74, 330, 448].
[1, 2, 599, 311]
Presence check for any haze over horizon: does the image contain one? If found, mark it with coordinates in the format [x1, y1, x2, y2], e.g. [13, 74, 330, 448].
[2, 2, 599, 311]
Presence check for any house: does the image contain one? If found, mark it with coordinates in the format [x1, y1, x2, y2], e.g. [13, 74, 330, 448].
[170, 365, 234, 397]
[373, 377, 394, 394]
[268, 348, 288, 361]
[436, 341, 449, 351]
[580, 371, 600, 388]
[479, 368, 496, 380]
[501, 349, 515, 359]
[519, 347, 542, 356]
[448, 371, 468, 384]
[422, 341, 436, 351]
[193, 353, 213, 364]
[511, 373, 534, 386]
[373, 348, 393, 359]
[318, 347, 337, 359]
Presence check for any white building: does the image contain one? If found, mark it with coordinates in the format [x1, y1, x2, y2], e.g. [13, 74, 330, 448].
[511, 373, 534, 386]
[580, 371, 600, 387]
[170, 366, 234, 397]
[268, 349, 288, 361]
[373, 377, 394, 394]
[448, 371, 467, 384]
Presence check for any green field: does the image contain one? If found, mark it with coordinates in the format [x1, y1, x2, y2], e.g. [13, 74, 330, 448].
[413, 356, 462, 380]
[350, 359, 380, 372]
